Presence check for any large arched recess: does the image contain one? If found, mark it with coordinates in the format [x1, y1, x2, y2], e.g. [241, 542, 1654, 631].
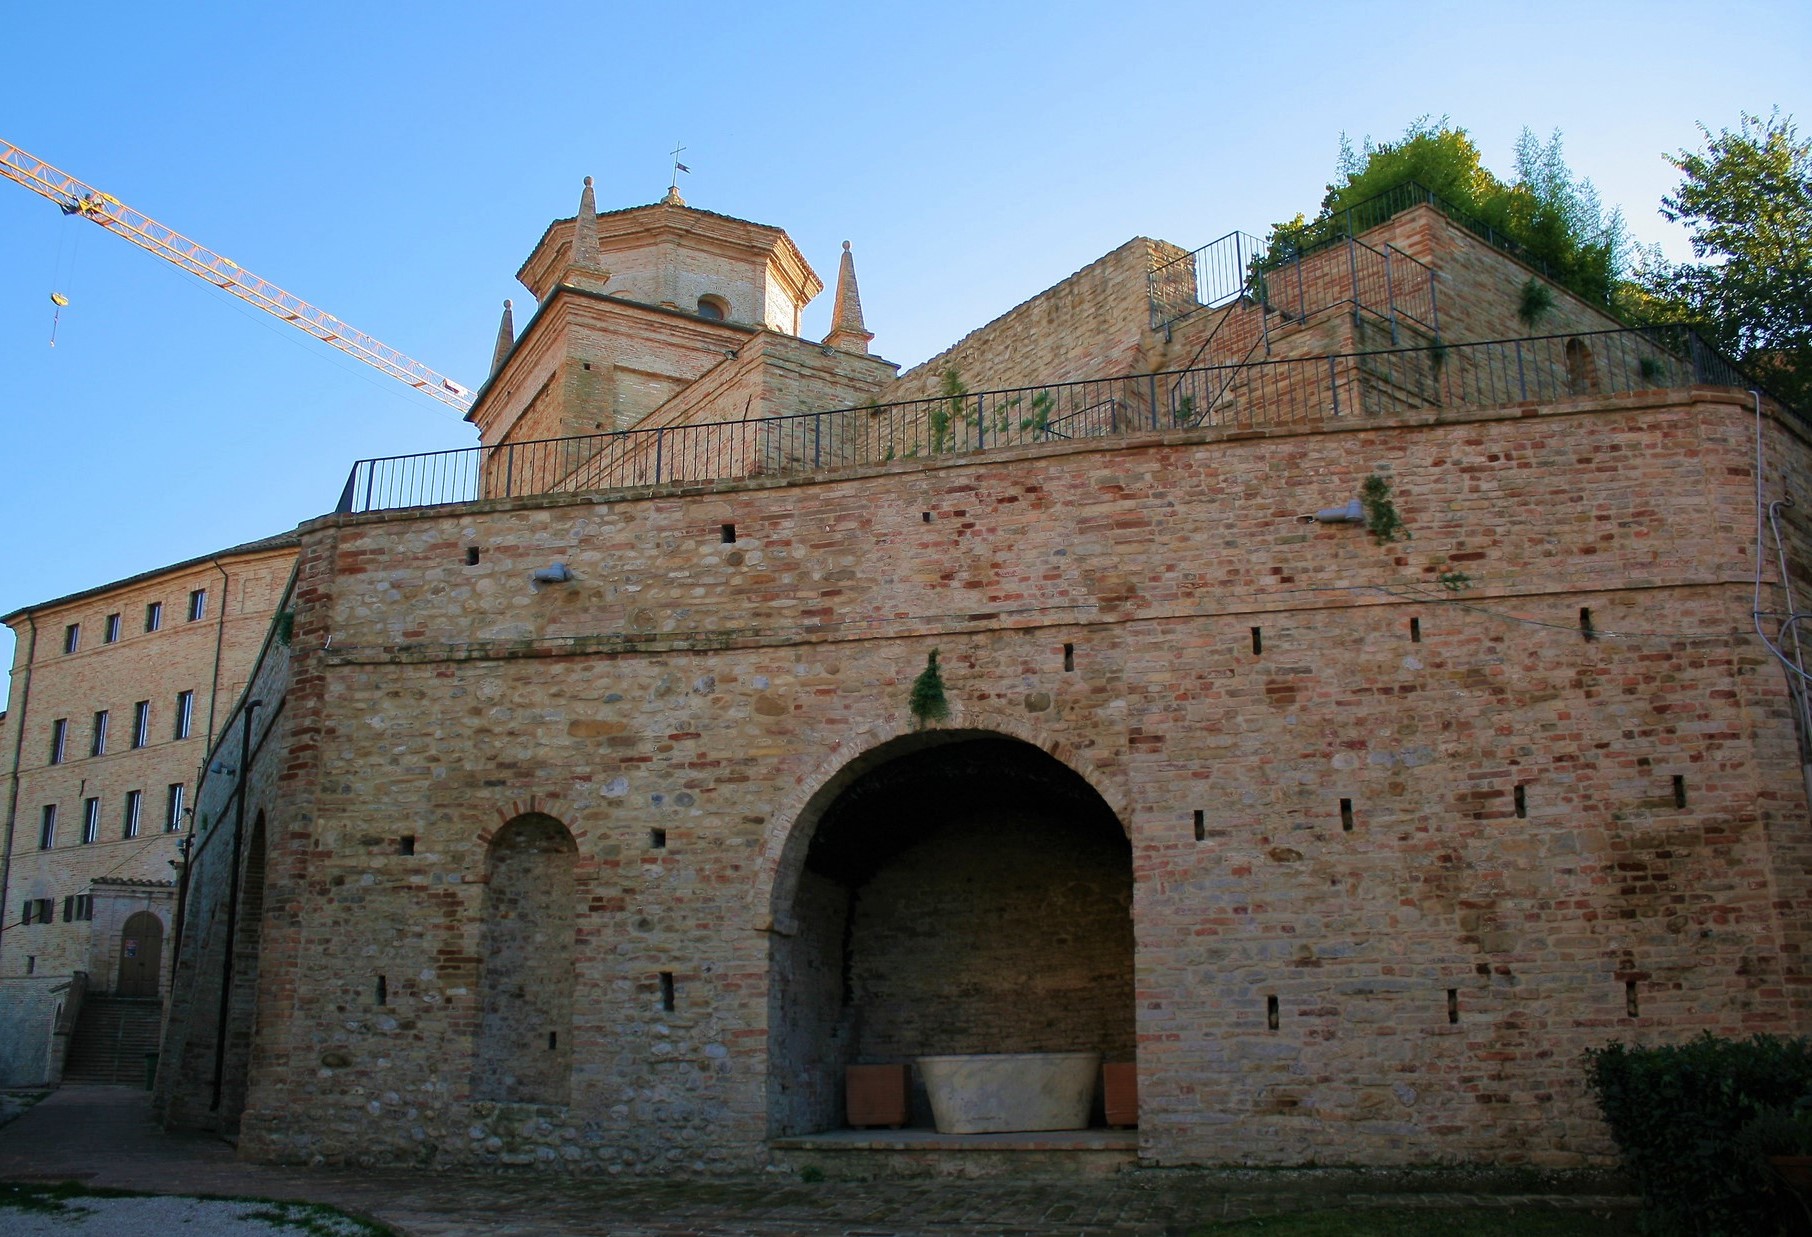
[766, 729, 1133, 1136]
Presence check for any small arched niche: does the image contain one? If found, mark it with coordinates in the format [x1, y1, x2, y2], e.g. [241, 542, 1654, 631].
[1565, 337, 1600, 395]
[472, 812, 577, 1105]
[696, 294, 729, 322]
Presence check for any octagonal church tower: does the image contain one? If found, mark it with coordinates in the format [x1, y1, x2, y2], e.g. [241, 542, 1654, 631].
[469, 180, 896, 449]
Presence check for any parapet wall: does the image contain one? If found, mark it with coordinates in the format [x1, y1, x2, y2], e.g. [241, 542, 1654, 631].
[888, 238, 1183, 401]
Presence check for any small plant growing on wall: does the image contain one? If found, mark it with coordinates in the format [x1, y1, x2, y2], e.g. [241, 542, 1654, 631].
[908, 649, 951, 728]
[1172, 394, 1197, 427]
[1361, 473, 1408, 543]
[1437, 570, 1473, 591]
[274, 610, 296, 646]
[1517, 278, 1555, 328]
[1020, 390, 1054, 437]
[932, 369, 966, 454]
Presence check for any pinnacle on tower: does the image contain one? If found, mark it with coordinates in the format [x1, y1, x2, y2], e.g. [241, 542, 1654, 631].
[573, 176, 601, 269]
[662, 183, 686, 207]
[560, 176, 610, 294]
[822, 241, 874, 355]
[490, 299, 515, 374]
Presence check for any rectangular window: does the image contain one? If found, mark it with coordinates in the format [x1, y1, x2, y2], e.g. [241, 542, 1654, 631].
[82, 797, 100, 844]
[49, 719, 68, 765]
[22, 901, 34, 926]
[38, 898, 54, 925]
[91, 710, 109, 757]
[63, 623, 80, 654]
[123, 789, 143, 839]
[77, 895, 92, 921]
[38, 804, 56, 849]
[188, 588, 207, 622]
[174, 691, 195, 740]
[62, 896, 74, 923]
[166, 783, 186, 831]
[145, 601, 163, 632]
[104, 613, 121, 643]
[132, 701, 150, 749]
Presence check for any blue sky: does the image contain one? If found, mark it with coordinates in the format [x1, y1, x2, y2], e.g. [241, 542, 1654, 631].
[2, 1, 1808, 701]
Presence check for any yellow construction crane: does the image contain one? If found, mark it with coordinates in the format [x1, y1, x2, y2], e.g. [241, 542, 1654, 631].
[1, 137, 474, 412]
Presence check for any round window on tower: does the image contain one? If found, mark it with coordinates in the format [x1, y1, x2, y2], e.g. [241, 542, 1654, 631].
[696, 295, 728, 322]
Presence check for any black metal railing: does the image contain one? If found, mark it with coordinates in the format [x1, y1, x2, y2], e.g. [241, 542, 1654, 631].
[336, 325, 1753, 515]
[1148, 229, 1266, 331]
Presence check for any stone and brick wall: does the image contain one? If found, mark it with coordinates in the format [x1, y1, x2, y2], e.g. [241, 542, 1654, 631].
[201, 381, 1812, 1173]
[886, 238, 1182, 402]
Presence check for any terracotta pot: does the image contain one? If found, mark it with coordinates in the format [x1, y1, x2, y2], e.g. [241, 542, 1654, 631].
[1770, 1154, 1812, 1193]
[1102, 1062, 1138, 1129]
[845, 1063, 909, 1129]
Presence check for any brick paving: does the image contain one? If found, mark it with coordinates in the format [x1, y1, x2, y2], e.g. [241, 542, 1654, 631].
[0, 1086, 1637, 1235]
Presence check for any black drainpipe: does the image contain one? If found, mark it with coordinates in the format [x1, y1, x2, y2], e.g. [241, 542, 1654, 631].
[209, 698, 260, 1112]
[167, 835, 192, 987]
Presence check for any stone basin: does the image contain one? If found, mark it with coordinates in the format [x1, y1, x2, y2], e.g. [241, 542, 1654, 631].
[915, 1051, 1101, 1135]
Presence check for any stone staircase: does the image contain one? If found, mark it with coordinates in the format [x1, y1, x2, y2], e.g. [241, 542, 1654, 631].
[62, 995, 162, 1086]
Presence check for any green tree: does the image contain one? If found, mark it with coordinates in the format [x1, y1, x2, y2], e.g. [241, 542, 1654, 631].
[1264, 118, 1627, 304]
[1640, 110, 1812, 411]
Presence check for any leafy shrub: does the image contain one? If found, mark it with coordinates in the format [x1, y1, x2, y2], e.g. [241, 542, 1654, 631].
[1584, 1034, 1812, 1234]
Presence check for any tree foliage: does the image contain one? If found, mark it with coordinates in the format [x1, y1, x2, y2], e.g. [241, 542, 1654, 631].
[1638, 110, 1812, 411]
[1266, 118, 1628, 304]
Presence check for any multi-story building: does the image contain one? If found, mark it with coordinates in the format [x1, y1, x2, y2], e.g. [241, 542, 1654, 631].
[0, 532, 296, 1084]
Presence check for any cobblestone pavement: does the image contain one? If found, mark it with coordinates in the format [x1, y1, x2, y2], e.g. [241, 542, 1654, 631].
[0, 1087, 1637, 1236]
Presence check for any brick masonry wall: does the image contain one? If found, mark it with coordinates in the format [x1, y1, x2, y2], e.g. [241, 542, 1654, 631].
[848, 812, 1134, 1063]
[887, 239, 1175, 402]
[199, 384, 1812, 1173]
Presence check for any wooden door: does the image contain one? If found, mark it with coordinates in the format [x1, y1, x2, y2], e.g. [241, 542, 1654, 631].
[117, 911, 163, 997]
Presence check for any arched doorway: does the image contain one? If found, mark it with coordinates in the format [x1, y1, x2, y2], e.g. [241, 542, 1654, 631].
[118, 911, 164, 997]
[472, 812, 577, 1105]
[767, 731, 1133, 1135]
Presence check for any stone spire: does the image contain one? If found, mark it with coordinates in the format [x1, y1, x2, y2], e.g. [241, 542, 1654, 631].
[490, 299, 515, 374]
[822, 241, 873, 354]
[562, 176, 610, 293]
[573, 176, 601, 268]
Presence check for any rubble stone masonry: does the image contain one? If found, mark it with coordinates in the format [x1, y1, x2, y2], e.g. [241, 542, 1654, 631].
[192, 384, 1812, 1172]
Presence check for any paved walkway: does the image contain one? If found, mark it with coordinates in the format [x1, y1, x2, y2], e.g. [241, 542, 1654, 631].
[0, 1086, 1638, 1236]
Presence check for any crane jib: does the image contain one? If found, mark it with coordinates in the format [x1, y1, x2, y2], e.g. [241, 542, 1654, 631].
[0, 136, 473, 413]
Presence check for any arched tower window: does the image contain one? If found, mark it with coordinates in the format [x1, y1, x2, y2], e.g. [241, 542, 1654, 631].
[472, 813, 577, 1105]
[696, 295, 728, 321]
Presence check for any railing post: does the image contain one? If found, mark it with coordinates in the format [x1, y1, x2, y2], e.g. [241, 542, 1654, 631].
[1148, 374, 1159, 430]
[973, 395, 984, 450]
[1428, 270, 1440, 338]
[813, 414, 823, 468]
[363, 463, 375, 512]
[504, 444, 515, 497]
[1383, 245, 1399, 345]
[337, 467, 358, 514]
[1514, 340, 1528, 401]
[1296, 252, 1306, 322]
[1328, 354, 1341, 417]
[1347, 236, 1360, 313]
[654, 428, 664, 485]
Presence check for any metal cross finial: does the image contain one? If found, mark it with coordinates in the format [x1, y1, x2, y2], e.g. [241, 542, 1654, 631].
[669, 142, 690, 191]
